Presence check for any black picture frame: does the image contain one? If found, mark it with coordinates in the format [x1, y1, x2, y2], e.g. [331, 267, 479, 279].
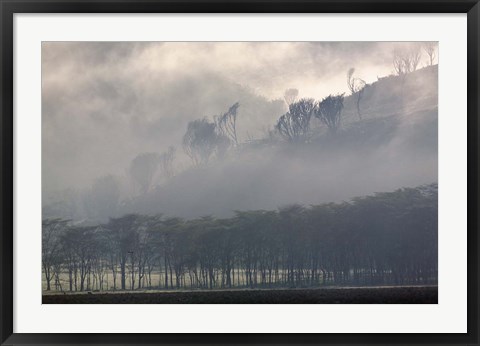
[1, 0, 478, 345]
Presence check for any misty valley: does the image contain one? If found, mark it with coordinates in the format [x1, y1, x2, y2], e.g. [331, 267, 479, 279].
[42, 42, 438, 303]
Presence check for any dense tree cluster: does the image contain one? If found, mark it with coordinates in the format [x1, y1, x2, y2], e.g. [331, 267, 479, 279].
[276, 95, 346, 142]
[43, 185, 437, 292]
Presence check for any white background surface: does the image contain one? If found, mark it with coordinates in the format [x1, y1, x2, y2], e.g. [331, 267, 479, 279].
[13, 14, 467, 333]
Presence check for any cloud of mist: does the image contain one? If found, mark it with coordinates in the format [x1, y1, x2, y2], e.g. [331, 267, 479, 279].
[42, 42, 438, 221]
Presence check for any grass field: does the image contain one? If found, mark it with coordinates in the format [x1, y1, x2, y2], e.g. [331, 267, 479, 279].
[42, 285, 437, 304]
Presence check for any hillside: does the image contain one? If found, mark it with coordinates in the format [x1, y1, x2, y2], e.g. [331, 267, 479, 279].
[119, 66, 438, 219]
[342, 65, 437, 123]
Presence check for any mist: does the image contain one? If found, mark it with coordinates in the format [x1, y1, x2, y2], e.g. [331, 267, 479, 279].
[42, 41, 438, 222]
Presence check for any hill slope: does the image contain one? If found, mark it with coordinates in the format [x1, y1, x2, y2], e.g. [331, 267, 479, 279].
[121, 66, 438, 219]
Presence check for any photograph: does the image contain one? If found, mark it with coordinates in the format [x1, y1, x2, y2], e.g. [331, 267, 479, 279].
[41, 41, 438, 304]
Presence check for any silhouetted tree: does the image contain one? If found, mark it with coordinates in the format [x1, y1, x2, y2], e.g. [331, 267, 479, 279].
[183, 118, 229, 165]
[62, 225, 99, 291]
[423, 42, 436, 66]
[276, 98, 315, 143]
[42, 218, 69, 290]
[106, 214, 143, 290]
[215, 102, 240, 145]
[314, 94, 345, 133]
[347, 68, 366, 120]
[393, 47, 422, 76]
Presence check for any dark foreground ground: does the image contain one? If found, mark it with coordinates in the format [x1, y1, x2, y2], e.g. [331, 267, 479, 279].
[43, 286, 437, 304]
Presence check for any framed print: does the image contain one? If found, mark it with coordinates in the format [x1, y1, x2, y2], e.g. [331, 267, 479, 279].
[1, 0, 479, 345]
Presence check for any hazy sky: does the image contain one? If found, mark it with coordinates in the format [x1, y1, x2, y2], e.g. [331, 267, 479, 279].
[42, 42, 435, 193]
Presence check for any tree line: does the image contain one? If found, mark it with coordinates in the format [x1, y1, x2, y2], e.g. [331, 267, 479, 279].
[43, 184, 437, 292]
